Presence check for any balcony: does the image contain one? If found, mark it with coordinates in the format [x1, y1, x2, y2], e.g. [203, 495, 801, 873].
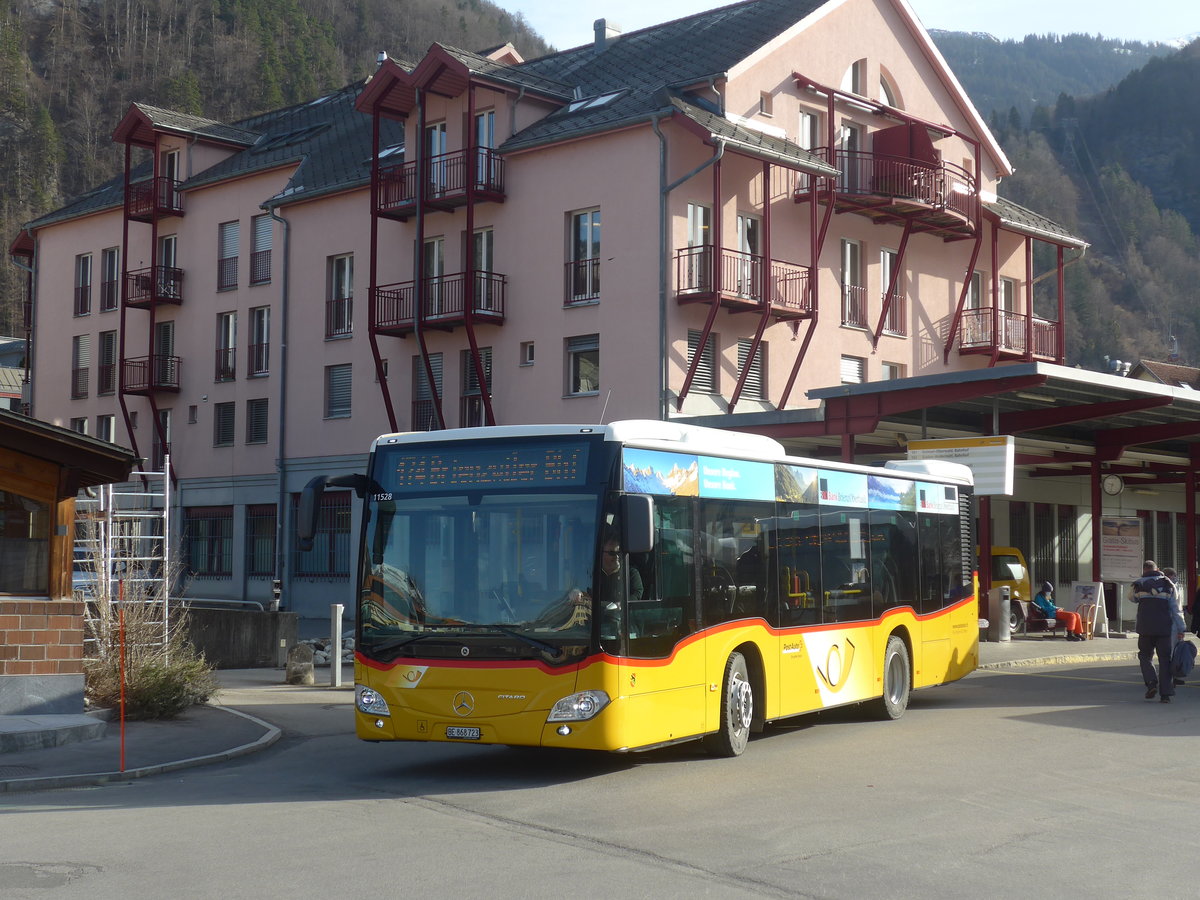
[565, 258, 600, 305]
[122, 354, 181, 394]
[674, 246, 812, 320]
[325, 296, 353, 339]
[248, 342, 269, 376]
[376, 148, 505, 219]
[125, 266, 183, 308]
[800, 150, 977, 239]
[374, 271, 506, 336]
[215, 348, 236, 382]
[126, 176, 184, 222]
[958, 307, 1060, 361]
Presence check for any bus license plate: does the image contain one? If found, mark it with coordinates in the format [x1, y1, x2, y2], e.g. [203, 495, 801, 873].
[446, 726, 481, 740]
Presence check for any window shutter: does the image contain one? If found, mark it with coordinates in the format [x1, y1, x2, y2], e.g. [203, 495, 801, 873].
[219, 221, 240, 260]
[840, 355, 865, 384]
[414, 353, 444, 400]
[214, 402, 235, 446]
[738, 339, 764, 399]
[326, 364, 352, 416]
[253, 216, 272, 253]
[687, 330, 715, 392]
[463, 347, 492, 395]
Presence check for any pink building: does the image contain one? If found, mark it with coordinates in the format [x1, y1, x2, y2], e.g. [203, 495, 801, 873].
[10, 0, 1085, 626]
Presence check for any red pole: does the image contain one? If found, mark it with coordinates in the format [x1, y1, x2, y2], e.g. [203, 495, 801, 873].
[119, 579, 126, 772]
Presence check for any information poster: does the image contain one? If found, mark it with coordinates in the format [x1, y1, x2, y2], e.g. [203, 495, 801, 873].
[1100, 516, 1143, 583]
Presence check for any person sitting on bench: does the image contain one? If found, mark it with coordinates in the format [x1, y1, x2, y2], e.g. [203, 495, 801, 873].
[1032, 581, 1086, 641]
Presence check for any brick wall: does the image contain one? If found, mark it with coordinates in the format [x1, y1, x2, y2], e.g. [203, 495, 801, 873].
[0, 599, 84, 677]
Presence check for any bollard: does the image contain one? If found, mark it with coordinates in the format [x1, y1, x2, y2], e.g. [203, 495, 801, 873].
[330, 603, 344, 687]
[986, 586, 1011, 643]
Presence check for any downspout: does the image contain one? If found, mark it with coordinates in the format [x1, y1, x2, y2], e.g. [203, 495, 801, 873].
[267, 204, 291, 605]
[508, 86, 527, 139]
[12, 228, 35, 414]
[653, 112, 725, 419]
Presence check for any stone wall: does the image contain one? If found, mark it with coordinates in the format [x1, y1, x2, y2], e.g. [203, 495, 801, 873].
[0, 598, 85, 715]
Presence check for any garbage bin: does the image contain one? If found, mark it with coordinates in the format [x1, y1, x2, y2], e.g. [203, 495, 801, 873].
[987, 585, 1011, 643]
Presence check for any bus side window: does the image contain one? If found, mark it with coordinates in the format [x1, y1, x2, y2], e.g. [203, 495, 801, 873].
[628, 496, 694, 658]
[777, 503, 821, 626]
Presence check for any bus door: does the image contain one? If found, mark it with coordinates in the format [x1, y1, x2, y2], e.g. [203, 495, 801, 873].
[619, 497, 705, 747]
[916, 512, 956, 685]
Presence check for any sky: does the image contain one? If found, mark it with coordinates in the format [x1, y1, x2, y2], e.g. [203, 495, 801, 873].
[509, 1, 1196, 52]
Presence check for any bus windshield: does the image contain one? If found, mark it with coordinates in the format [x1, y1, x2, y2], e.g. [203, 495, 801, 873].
[359, 490, 603, 662]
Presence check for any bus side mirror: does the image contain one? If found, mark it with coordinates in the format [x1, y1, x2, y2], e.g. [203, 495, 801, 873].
[622, 494, 654, 554]
[297, 476, 328, 552]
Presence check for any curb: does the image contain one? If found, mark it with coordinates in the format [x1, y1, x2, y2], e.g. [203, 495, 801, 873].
[978, 650, 1138, 670]
[0, 705, 281, 794]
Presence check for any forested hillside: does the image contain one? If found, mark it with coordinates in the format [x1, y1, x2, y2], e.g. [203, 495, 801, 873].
[0, 0, 552, 335]
[931, 31, 1174, 121]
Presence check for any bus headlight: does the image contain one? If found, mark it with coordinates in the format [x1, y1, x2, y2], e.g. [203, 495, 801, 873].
[547, 690, 610, 722]
[355, 685, 390, 716]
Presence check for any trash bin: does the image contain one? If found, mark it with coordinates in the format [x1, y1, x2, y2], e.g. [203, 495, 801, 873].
[987, 585, 1011, 643]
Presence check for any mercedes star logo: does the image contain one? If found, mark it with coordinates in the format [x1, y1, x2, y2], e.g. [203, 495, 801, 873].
[452, 691, 475, 717]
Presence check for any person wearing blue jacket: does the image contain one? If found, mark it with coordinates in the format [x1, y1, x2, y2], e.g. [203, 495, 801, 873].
[1131, 560, 1186, 703]
[1032, 582, 1085, 640]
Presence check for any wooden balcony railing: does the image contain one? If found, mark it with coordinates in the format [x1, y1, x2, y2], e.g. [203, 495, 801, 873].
[126, 176, 184, 220]
[674, 246, 811, 316]
[376, 148, 505, 215]
[959, 307, 1059, 359]
[123, 354, 181, 393]
[374, 271, 507, 333]
[125, 265, 183, 307]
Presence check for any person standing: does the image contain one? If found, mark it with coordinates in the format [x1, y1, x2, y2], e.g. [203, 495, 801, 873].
[1132, 560, 1186, 703]
[1032, 581, 1086, 641]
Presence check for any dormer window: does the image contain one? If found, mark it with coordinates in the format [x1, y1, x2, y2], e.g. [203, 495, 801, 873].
[566, 90, 624, 113]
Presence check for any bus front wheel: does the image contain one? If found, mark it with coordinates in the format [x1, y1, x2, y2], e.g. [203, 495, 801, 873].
[704, 651, 753, 757]
[874, 635, 910, 720]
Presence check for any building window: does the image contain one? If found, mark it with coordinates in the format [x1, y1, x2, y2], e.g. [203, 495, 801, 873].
[96, 414, 115, 443]
[188, 405, 198, 424]
[520, 341, 535, 366]
[69, 416, 88, 434]
[412, 353, 443, 430]
[152, 409, 171, 471]
[881, 362, 905, 380]
[881, 248, 906, 336]
[1000, 276, 1018, 312]
[213, 402, 235, 447]
[74, 253, 92, 316]
[218, 220, 240, 290]
[758, 91, 773, 116]
[324, 363, 351, 418]
[1057, 506, 1078, 585]
[796, 111, 820, 191]
[293, 491, 350, 579]
[249, 306, 270, 376]
[737, 338, 765, 400]
[840, 355, 865, 385]
[840, 239, 865, 327]
[246, 504, 277, 578]
[566, 334, 599, 395]
[840, 58, 865, 95]
[326, 254, 353, 337]
[98, 330, 117, 395]
[375, 358, 389, 383]
[246, 398, 269, 444]
[185, 507, 234, 578]
[687, 330, 718, 393]
[71, 334, 90, 399]
[216, 311, 236, 381]
[460, 348, 492, 427]
[0, 489, 49, 593]
[966, 271, 984, 309]
[250, 214, 272, 285]
[100, 247, 120, 311]
[566, 208, 601, 303]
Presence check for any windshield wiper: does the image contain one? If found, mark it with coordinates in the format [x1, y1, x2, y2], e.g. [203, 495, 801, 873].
[477, 625, 564, 659]
[369, 628, 466, 657]
[368, 625, 564, 661]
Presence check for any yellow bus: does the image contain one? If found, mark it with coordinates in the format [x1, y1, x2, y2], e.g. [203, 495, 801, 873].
[299, 420, 978, 757]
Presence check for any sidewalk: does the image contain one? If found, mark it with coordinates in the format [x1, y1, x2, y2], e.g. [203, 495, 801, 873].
[0, 639, 1139, 793]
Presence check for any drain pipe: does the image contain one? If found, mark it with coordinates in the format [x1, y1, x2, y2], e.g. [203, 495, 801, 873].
[11, 227, 36, 415]
[267, 203, 291, 608]
[652, 112, 725, 420]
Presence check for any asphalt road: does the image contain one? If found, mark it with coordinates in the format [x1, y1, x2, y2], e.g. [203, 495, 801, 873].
[2, 660, 1195, 899]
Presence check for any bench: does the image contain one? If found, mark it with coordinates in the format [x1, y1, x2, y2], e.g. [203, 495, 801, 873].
[1023, 604, 1065, 637]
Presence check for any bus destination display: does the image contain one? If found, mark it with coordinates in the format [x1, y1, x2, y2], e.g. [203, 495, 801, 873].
[385, 442, 591, 491]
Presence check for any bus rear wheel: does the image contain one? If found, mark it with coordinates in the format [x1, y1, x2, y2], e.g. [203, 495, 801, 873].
[874, 635, 910, 720]
[704, 651, 753, 757]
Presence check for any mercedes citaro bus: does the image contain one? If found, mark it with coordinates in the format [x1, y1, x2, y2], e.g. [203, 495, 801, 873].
[298, 420, 977, 757]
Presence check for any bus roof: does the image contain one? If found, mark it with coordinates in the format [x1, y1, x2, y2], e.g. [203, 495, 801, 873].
[371, 421, 973, 486]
